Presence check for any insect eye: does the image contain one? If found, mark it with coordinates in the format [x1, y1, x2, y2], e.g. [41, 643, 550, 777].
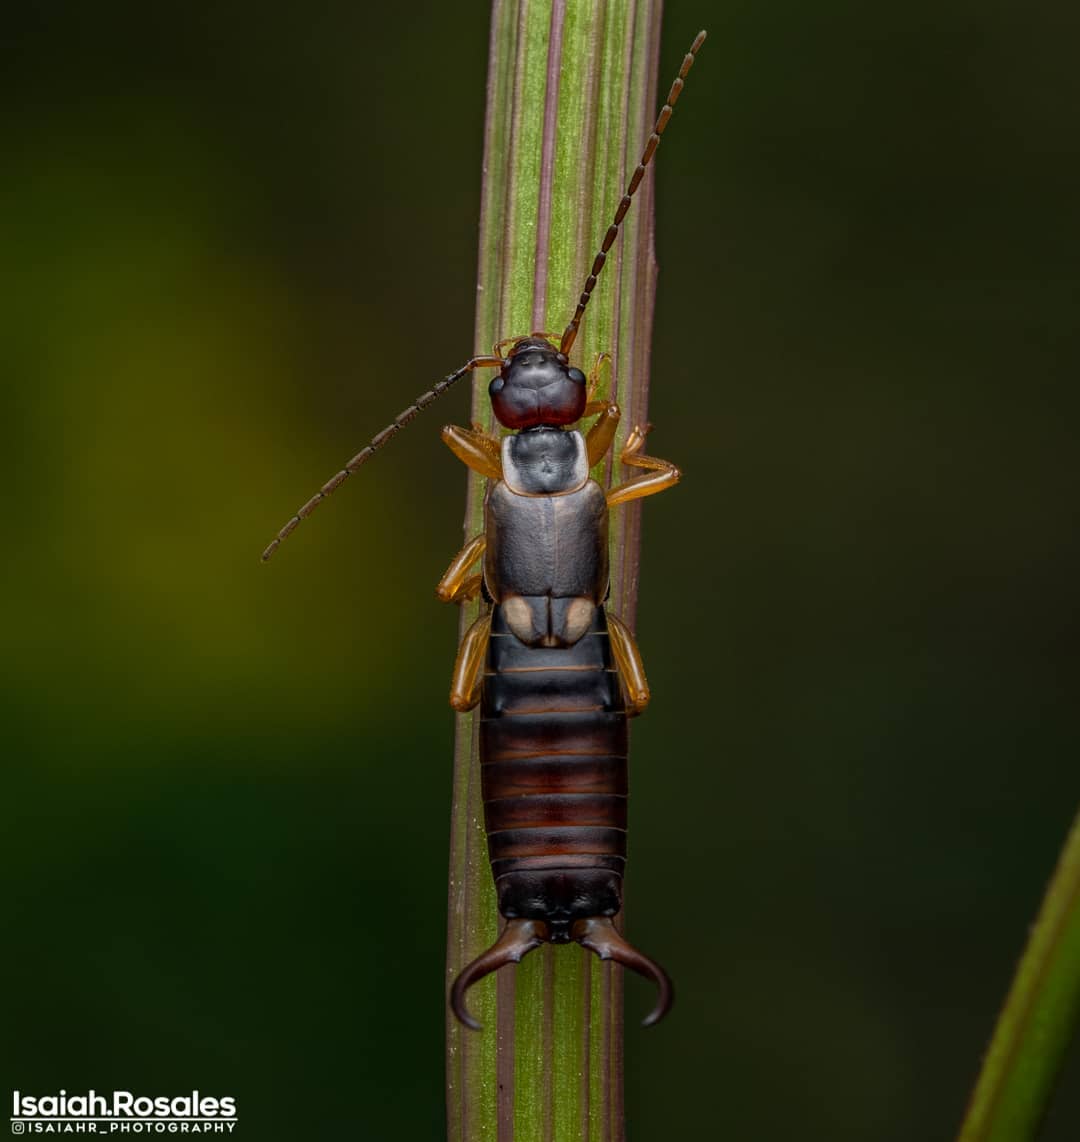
[567, 368, 586, 385]
[489, 377, 505, 396]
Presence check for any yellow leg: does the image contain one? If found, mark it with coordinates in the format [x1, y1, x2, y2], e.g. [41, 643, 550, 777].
[442, 425, 502, 480]
[585, 401, 621, 466]
[606, 424, 681, 507]
[585, 351, 613, 407]
[436, 534, 486, 603]
[607, 612, 650, 715]
[579, 352, 621, 466]
[450, 611, 492, 712]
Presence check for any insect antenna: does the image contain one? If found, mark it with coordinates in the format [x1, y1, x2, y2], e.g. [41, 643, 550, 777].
[560, 29, 707, 358]
[261, 354, 503, 562]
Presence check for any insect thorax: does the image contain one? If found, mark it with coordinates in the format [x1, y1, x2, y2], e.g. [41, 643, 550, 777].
[484, 429, 608, 647]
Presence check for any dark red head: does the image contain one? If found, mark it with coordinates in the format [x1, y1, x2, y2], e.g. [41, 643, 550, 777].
[489, 338, 587, 430]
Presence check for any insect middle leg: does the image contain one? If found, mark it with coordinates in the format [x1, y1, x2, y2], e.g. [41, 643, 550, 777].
[606, 425, 681, 506]
[436, 534, 486, 604]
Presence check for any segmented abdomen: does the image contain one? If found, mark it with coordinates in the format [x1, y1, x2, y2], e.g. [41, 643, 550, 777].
[479, 604, 628, 930]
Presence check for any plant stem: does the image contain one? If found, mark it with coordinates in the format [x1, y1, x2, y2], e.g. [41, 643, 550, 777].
[957, 806, 1080, 1141]
[446, 2, 664, 1138]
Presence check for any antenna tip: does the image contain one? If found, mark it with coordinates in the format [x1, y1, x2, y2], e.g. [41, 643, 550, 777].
[693, 30, 707, 49]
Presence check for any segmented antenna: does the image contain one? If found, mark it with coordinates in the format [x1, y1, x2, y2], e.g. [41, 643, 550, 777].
[560, 29, 707, 357]
[261, 355, 503, 561]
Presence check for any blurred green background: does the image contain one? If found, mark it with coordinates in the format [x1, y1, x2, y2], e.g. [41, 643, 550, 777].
[3, 0, 1078, 1138]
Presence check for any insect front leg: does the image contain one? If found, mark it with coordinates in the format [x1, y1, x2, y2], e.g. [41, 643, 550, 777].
[449, 610, 492, 712]
[585, 402, 621, 466]
[436, 534, 486, 604]
[583, 351, 613, 413]
[607, 612, 650, 715]
[442, 424, 503, 480]
[606, 424, 681, 506]
[582, 352, 622, 466]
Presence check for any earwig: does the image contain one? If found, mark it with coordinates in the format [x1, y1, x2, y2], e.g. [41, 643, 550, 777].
[263, 30, 707, 1029]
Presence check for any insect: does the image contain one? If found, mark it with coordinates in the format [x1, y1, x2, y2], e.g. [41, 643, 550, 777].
[262, 30, 706, 1029]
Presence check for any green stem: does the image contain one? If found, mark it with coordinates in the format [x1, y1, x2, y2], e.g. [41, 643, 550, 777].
[445, 2, 663, 1139]
[957, 806, 1080, 1141]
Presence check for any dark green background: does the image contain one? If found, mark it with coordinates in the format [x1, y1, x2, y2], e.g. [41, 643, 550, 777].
[3, 1, 1077, 1138]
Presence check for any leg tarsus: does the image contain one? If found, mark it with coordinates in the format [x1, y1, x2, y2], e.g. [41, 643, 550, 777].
[586, 351, 613, 405]
[450, 574, 482, 605]
[622, 423, 652, 460]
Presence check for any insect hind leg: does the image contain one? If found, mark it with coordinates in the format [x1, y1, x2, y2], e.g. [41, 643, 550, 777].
[449, 610, 492, 711]
[606, 612, 650, 715]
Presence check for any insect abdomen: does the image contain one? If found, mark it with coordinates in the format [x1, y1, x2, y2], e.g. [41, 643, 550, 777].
[479, 604, 628, 941]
